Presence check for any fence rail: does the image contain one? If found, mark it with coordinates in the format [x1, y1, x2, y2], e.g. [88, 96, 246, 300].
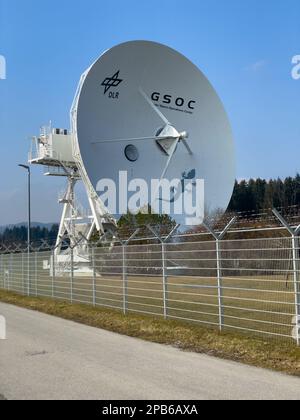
[0, 214, 299, 345]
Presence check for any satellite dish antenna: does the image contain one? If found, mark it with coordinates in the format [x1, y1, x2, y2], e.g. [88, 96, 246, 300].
[28, 41, 235, 274]
[71, 41, 235, 227]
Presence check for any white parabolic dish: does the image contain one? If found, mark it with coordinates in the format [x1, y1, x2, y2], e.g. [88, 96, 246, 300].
[72, 41, 235, 226]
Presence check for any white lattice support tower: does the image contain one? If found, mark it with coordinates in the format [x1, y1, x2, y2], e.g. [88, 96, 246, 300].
[28, 124, 117, 274]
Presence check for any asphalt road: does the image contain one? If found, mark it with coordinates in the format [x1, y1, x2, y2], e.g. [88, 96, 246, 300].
[0, 302, 299, 400]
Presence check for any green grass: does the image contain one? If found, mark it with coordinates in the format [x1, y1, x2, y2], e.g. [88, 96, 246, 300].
[0, 289, 299, 377]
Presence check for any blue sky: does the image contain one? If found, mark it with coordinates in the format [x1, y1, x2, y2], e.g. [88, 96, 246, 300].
[0, 0, 299, 224]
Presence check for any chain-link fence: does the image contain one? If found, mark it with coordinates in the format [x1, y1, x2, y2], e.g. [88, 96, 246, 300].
[0, 215, 299, 345]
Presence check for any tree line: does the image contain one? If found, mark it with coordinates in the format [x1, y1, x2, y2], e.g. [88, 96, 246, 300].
[0, 225, 59, 245]
[228, 174, 300, 213]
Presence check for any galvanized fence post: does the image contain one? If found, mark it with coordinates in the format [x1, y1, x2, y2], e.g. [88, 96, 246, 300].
[122, 243, 128, 315]
[2, 254, 6, 289]
[51, 249, 55, 298]
[3, 253, 5, 290]
[292, 234, 300, 346]
[92, 245, 96, 307]
[27, 249, 30, 297]
[0, 254, 2, 289]
[147, 224, 180, 320]
[9, 252, 13, 292]
[34, 252, 38, 296]
[161, 241, 168, 320]
[272, 209, 300, 346]
[22, 252, 25, 295]
[119, 229, 140, 316]
[2, 255, 5, 290]
[2, 253, 5, 290]
[0, 254, 3, 289]
[70, 247, 74, 303]
[203, 217, 236, 332]
[215, 238, 224, 328]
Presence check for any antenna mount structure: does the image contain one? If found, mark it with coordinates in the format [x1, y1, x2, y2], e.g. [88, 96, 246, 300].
[28, 123, 116, 274]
